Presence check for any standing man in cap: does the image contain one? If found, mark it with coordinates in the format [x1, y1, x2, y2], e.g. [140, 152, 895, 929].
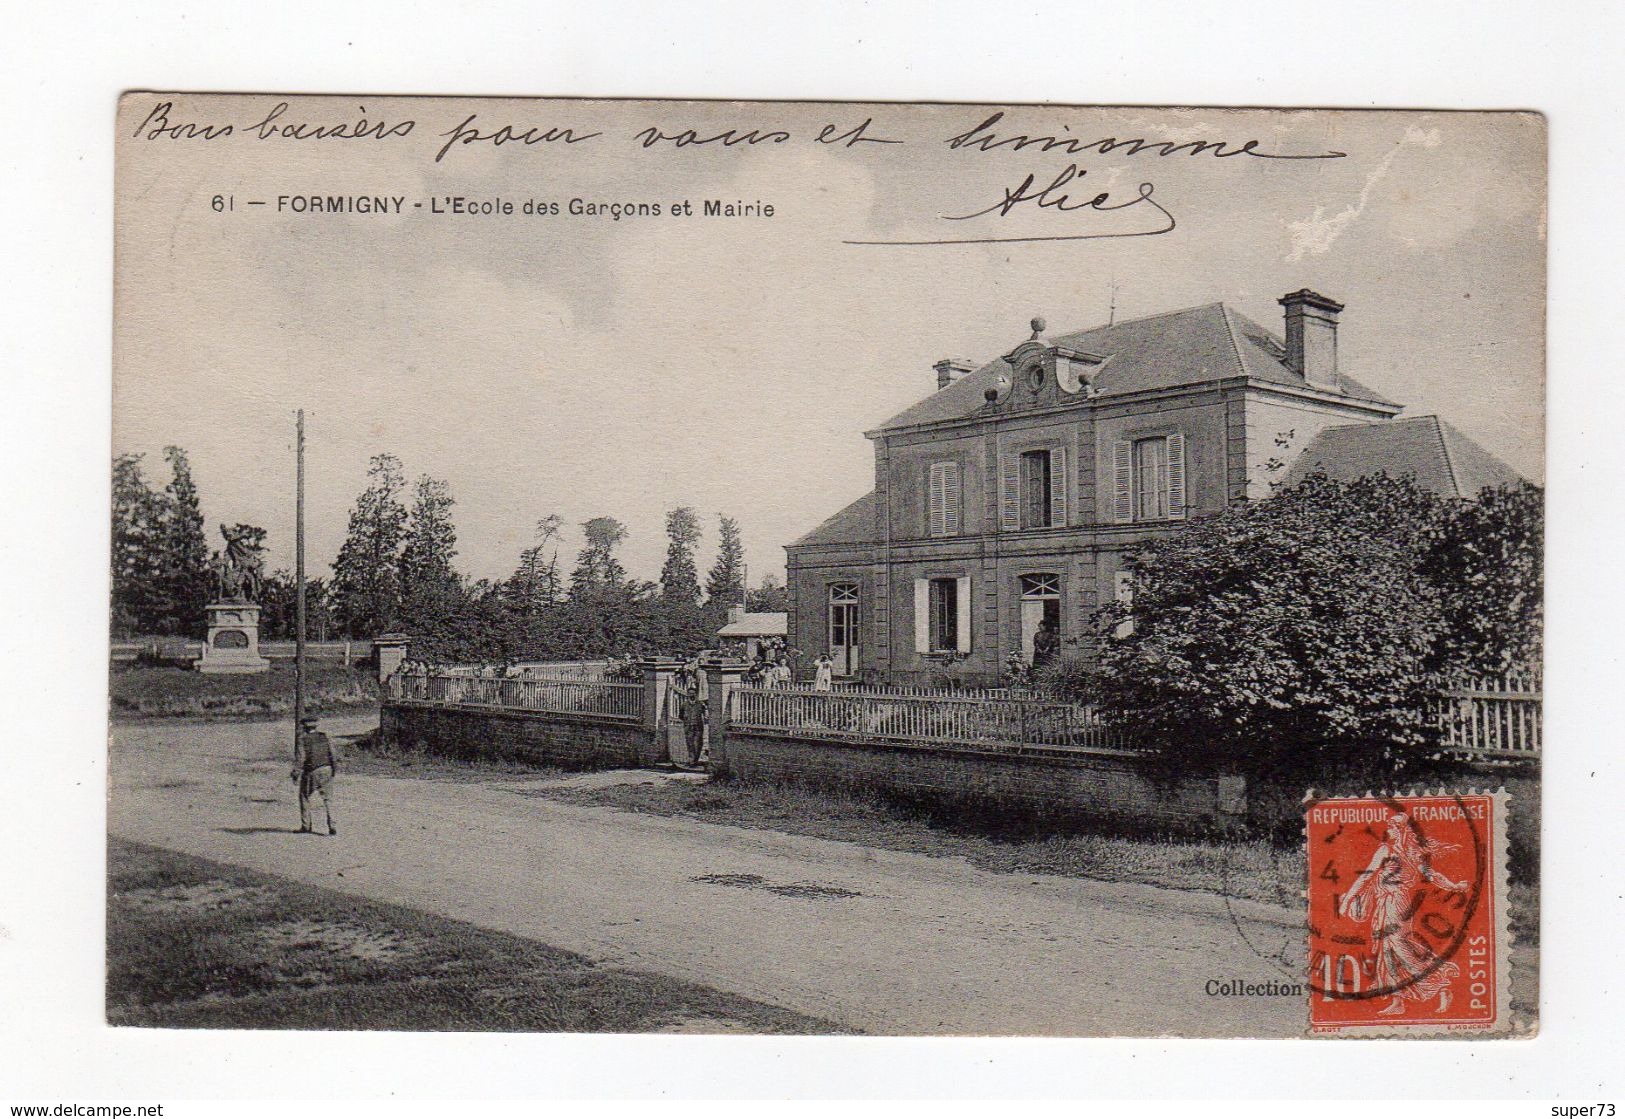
[291, 715, 338, 835]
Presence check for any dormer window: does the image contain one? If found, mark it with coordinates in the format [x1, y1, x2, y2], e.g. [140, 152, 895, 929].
[1054, 348, 1108, 395]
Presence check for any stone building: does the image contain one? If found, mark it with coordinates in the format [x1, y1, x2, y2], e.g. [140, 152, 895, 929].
[784, 290, 1522, 686]
[716, 606, 788, 662]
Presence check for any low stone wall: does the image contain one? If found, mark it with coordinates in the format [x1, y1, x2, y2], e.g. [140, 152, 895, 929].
[712, 728, 1241, 836]
[380, 701, 661, 771]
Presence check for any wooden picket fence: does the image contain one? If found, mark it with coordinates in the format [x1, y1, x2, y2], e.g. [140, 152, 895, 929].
[729, 684, 1131, 754]
[385, 666, 1541, 761]
[1434, 668, 1542, 759]
[738, 672, 1542, 761]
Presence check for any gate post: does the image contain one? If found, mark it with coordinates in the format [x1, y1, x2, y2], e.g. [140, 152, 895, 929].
[639, 657, 684, 765]
[703, 658, 747, 775]
[373, 633, 410, 684]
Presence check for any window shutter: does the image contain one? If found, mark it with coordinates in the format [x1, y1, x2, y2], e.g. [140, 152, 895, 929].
[955, 576, 972, 653]
[942, 462, 961, 535]
[1049, 446, 1067, 528]
[1112, 441, 1133, 523]
[999, 452, 1020, 531]
[927, 463, 946, 537]
[1114, 570, 1136, 639]
[1167, 431, 1187, 520]
[913, 579, 930, 654]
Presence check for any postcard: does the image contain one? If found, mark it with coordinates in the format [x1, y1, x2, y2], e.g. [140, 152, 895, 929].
[110, 93, 1543, 1037]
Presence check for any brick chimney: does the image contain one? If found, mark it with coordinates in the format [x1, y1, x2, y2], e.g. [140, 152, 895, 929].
[1278, 289, 1344, 391]
[934, 358, 976, 390]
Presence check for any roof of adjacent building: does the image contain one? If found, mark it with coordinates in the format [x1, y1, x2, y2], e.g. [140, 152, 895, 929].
[873, 301, 1397, 433]
[789, 489, 879, 548]
[1284, 414, 1526, 498]
[717, 612, 788, 638]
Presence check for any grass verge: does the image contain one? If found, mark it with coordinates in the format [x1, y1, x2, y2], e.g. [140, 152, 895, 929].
[108, 837, 840, 1033]
[537, 775, 1539, 949]
[542, 776, 1310, 902]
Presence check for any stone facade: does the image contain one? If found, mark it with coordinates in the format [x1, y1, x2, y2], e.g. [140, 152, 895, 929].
[786, 294, 1405, 686]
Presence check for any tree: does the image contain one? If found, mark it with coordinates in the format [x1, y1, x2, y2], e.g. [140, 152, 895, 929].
[409, 578, 518, 664]
[1086, 473, 1452, 775]
[705, 514, 746, 608]
[746, 571, 790, 613]
[110, 453, 167, 636]
[659, 506, 703, 604]
[400, 475, 460, 607]
[153, 446, 212, 633]
[329, 453, 408, 637]
[570, 516, 629, 595]
[506, 514, 563, 615]
[261, 571, 331, 641]
[397, 474, 467, 646]
[1427, 482, 1544, 676]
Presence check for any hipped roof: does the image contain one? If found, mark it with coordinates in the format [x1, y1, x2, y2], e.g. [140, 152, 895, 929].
[874, 302, 1396, 433]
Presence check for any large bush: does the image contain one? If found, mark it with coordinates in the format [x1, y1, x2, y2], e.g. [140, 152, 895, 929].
[1077, 474, 1541, 775]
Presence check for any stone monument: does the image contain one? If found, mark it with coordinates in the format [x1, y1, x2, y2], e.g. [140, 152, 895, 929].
[197, 525, 271, 674]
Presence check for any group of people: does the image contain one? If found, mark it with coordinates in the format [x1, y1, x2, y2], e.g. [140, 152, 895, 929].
[389, 659, 440, 699]
[741, 655, 795, 689]
[665, 642, 842, 769]
[737, 637, 841, 690]
[668, 657, 711, 769]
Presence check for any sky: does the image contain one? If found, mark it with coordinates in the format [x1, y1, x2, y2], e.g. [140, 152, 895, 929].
[113, 96, 1545, 586]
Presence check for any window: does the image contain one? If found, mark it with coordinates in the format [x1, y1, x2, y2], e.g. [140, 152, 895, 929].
[927, 461, 962, 537]
[929, 578, 958, 652]
[1019, 572, 1060, 598]
[1112, 431, 1186, 523]
[1000, 444, 1067, 531]
[914, 576, 972, 654]
[1020, 450, 1052, 529]
[1133, 438, 1168, 521]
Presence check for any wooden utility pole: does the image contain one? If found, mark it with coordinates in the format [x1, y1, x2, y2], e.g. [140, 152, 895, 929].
[294, 409, 307, 736]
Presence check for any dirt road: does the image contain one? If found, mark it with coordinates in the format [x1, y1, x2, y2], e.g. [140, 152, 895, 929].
[108, 716, 1307, 1036]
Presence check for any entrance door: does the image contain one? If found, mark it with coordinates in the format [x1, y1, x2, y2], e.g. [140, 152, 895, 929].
[1019, 599, 1046, 658]
[828, 582, 860, 677]
[1018, 573, 1062, 665]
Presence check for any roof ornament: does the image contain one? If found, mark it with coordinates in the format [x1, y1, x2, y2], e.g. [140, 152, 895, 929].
[1029, 316, 1046, 340]
[984, 374, 1012, 406]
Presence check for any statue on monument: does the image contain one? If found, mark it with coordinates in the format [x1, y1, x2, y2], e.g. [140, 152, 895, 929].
[216, 523, 265, 603]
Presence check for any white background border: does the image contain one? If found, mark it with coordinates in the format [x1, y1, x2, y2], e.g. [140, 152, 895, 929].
[3, 0, 1619, 1101]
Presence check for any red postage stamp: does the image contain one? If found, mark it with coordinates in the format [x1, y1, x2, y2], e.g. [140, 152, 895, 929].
[1306, 791, 1509, 1035]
